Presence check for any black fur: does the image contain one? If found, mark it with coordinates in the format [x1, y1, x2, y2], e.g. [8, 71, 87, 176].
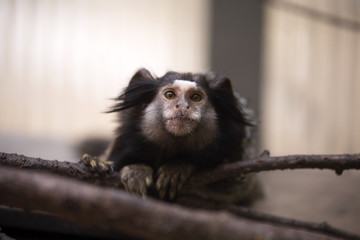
[105, 68, 251, 171]
[107, 69, 159, 114]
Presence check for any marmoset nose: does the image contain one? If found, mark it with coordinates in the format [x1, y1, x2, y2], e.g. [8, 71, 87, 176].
[175, 103, 190, 110]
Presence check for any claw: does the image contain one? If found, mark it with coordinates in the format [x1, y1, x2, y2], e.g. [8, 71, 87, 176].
[156, 171, 170, 199]
[155, 162, 195, 200]
[145, 175, 152, 187]
[79, 153, 114, 174]
[177, 171, 189, 193]
[98, 161, 111, 171]
[90, 159, 97, 168]
[169, 172, 180, 200]
[79, 153, 90, 165]
[120, 164, 153, 198]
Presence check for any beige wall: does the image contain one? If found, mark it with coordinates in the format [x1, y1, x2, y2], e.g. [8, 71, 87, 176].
[0, 0, 211, 141]
[2, 0, 359, 157]
[261, 0, 360, 155]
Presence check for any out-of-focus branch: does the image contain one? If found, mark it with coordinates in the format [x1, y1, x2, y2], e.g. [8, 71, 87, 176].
[0, 166, 343, 240]
[178, 197, 360, 240]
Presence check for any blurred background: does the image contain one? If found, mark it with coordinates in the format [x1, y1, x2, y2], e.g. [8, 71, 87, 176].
[0, 0, 359, 235]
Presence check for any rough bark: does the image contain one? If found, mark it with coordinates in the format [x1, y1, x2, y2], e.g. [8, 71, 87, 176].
[0, 152, 123, 188]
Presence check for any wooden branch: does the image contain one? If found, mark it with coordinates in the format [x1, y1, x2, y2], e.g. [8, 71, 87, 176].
[1, 152, 359, 239]
[178, 197, 360, 240]
[0, 152, 123, 188]
[228, 206, 360, 240]
[187, 153, 360, 187]
[1, 151, 359, 189]
[0, 166, 343, 240]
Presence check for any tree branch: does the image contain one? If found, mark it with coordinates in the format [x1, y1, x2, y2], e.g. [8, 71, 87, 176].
[186, 153, 360, 188]
[1, 151, 359, 189]
[0, 152, 124, 188]
[0, 166, 344, 240]
[1, 151, 360, 239]
[178, 197, 360, 240]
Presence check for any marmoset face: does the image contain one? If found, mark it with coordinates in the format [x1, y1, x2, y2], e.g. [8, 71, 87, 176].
[141, 79, 217, 145]
[160, 80, 207, 136]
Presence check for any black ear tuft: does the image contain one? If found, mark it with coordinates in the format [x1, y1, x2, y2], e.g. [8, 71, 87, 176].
[107, 68, 158, 113]
[209, 75, 251, 126]
[129, 68, 155, 85]
[209, 75, 233, 94]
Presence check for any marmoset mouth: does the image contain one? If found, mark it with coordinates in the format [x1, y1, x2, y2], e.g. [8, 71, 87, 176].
[167, 116, 195, 121]
[165, 117, 198, 136]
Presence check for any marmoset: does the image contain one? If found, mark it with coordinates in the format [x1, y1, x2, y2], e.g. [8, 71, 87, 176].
[81, 68, 259, 203]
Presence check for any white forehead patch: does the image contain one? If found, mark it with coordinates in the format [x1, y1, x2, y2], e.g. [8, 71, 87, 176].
[173, 80, 197, 90]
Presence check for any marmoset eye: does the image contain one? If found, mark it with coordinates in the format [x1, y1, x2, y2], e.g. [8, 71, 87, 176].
[190, 93, 202, 102]
[164, 91, 176, 100]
